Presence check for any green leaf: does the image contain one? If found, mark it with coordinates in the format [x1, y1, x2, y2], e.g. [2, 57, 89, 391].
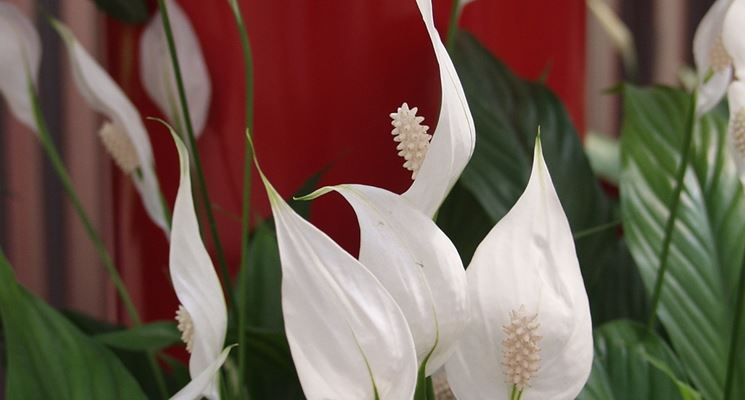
[439, 32, 647, 324]
[619, 85, 745, 399]
[90, 0, 148, 24]
[578, 320, 688, 400]
[642, 351, 702, 400]
[0, 251, 146, 399]
[94, 321, 181, 351]
[243, 327, 305, 400]
[238, 222, 284, 331]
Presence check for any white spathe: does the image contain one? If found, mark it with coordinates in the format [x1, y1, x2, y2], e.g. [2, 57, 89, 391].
[0, 2, 40, 131]
[723, 0, 745, 80]
[168, 129, 228, 400]
[403, 0, 476, 218]
[694, 0, 735, 115]
[444, 138, 593, 400]
[51, 20, 169, 234]
[259, 168, 418, 399]
[140, 0, 211, 137]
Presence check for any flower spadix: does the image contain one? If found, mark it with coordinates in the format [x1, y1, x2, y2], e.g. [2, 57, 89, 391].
[445, 138, 593, 400]
[51, 20, 168, 234]
[252, 141, 417, 399]
[0, 2, 40, 131]
[166, 126, 229, 400]
[140, 0, 211, 136]
[400, 0, 476, 218]
[694, 0, 735, 114]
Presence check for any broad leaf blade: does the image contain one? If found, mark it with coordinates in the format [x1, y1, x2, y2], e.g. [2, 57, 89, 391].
[94, 321, 181, 351]
[619, 85, 745, 399]
[0, 252, 146, 399]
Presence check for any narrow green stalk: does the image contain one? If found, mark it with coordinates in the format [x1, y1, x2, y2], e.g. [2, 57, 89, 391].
[724, 251, 745, 399]
[646, 91, 697, 331]
[510, 386, 523, 400]
[573, 219, 621, 240]
[30, 85, 169, 398]
[156, 0, 233, 299]
[227, 0, 256, 392]
[446, 0, 461, 52]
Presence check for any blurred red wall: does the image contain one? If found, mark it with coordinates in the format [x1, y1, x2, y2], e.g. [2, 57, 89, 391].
[107, 0, 585, 323]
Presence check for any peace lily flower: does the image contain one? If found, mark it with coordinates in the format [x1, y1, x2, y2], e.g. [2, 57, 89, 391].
[444, 138, 593, 400]
[297, 0, 474, 376]
[51, 20, 169, 234]
[0, 2, 40, 132]
[721, 0, 745, 180]
[140, 0, 211, 137]
[166, 126, 230, 400]
[252, 144, 417, 399]
[693, 0, 735, 115]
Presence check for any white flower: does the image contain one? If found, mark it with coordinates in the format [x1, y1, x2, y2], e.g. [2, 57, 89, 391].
[257, 163, 418, 399]
[444, 138, 593, 400]
[0, 2, 41, 131]
[51, 20, 169, 234]
[166, 127, 229, 400]
[140, 0, 211, 137]
[694, 0, 735, 115]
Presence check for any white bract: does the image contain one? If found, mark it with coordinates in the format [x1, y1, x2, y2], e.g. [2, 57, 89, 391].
[722, 0, 745, 181]
[694, 0, 735, 115]
[257, 158, 417, 399]
[167, 128, 229, 400]
[0, 2, 41, 131]
[51, 20, 169, 234]
[141, 0, 211, 137]
[445, 139, 593, 400]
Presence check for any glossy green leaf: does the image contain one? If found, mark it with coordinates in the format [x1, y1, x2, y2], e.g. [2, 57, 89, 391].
[0, 251, 146, 399]
[619, 85, 745, 399]
[94, 321, 180, 351]
[238, 222, 284, 332]
[578, 320, 687, 400]
[439, 32, 647, 324]
[90, 0, 148, 24]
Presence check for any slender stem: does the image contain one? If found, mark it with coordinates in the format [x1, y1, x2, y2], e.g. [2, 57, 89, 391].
[30, 85, 169, 398]
[156, 0, 233, 300]
[646, 91, 697, 331]
[573, 219, 621, 240]
[724, 250, 745, 399]
[446, 0, 461, 52]
[227, 0, 255, 391]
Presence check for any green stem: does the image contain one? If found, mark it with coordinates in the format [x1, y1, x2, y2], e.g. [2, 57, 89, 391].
[446, 0, 461, 52]
[156, 0, 233, 301]
[573, 219, 621, 240]
[30, 85, 169, 399]
[724, 251, 745, 399]
[646, 91, 697, 331]
[227, 0, 256, 393]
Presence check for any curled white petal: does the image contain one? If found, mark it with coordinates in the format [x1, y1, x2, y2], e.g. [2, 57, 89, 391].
[140, 0, 211, 136]
[694, 0, 735, 114]
[170, 346, 234, 400]
[52, 20, 168, 234]
[0, 3, 40, 131]
[445, 139, 593, 400]
[304, 184, 467, 375]
[261, 173, 417, 400]
[168, 129, 227, 399]
[403, 0, 476, 217]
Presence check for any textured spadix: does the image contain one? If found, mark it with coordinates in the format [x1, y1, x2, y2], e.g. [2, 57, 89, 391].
[167, 127, 227, 399]
[445, 138, 593, 400]
[0, 2, 40, 131]
[694, 0, 735, 115]
[140, 0, 211, 136]
[259, 167, 417, 399]
[51, 20, 168, 234]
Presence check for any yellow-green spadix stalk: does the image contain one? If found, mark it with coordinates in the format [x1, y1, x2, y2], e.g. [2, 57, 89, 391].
[165, 125, 232, 400]
[444, 138, 593, 400]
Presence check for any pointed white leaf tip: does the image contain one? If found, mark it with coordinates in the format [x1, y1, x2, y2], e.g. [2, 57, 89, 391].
[168, 127, 227, 399]
[402, 0, 476, 217]
[445, 137, 593, 400]
[141, 0, 211, 136]
[52, 19, 169, 234]
[391, 103, 432, 179]
[0, 2, 41, 131]
[256, 167, 418, 399]
[694, 0, 735, 114]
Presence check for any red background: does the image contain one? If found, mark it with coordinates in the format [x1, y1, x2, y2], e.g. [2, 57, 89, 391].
[107, 0, 586, 323]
